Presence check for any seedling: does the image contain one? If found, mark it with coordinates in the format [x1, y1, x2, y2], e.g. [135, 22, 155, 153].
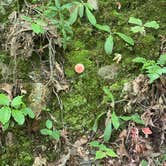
[40, 119, 60, 140]
[129, 17, 159, 35]
[133, 53, 166, 83]
[0, 94, 35, 131]
[89, 141, 117, 160]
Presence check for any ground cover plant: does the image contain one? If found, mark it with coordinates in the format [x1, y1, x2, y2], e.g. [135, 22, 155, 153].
[0, 0, 165, 165]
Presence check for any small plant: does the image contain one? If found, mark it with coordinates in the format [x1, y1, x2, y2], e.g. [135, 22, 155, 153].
[22, 1, 134, 54]
[40, 119, 60, 140]
[0, 94, 35, 130]
[128, 17, 159, 35]
[133, 53, 166, 83]
[89, 141, 117, 160]
[93, 87, 144, 142]
[69, 1, 134, 55]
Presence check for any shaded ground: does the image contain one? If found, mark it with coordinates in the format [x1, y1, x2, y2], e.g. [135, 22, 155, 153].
[0, 0, 165, 165]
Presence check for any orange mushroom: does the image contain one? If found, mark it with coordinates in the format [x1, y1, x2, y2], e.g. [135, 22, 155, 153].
[74, 64, 85, 74]
[142, 127, 152, 138]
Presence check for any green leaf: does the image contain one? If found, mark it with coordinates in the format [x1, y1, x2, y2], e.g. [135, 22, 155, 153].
[89, 141, 100, 147]
[40, 128, 52, 136]
[85, 7, 96, 26]
[104, 35, 114, 55]
[115, 32, 134, 46]
[92, 112, 106, 132]
[132, 114, 144, 124]
[46, 119, 53, 129]
[11, 96, 23, 108]
[61, 3, 73, 10]
[78, 5, 84, 17]
[0, 94, 10, 106]
[69, 7, 78, 25]
[111, 111, 120, 129]
[31, 23, 45, 34]
[0, 107, 11, 124]
[99, 144, 108, 151]
[131, 26, 145, 33]
[140, 159, 148, 166]
[132, 57, 147, 64]
[2, 121, 10, 131]
[157, 54, 166, 66]
[129, 17, 142, 26]
[106, 149, 118, 157]
[12, 110, 25, 125]
[51, 130, 60, 140]
[120, 116, 132, 121]
[103, 87, 114, 103]
[95, 151, 107, 160]
[22, 15, 32, 22]
[22, 108, 35, 119]
[95, 24, 110, 33]
[104, 119, 112, 142]
[148, 73, 160, 83]
[144, 21, 159, 29]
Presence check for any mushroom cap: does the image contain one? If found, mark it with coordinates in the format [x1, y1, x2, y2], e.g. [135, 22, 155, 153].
[142, 127, 152, 135]
[74, 64, 85, 74]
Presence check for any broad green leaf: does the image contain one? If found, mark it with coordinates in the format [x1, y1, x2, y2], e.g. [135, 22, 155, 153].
[161, 67, 166, 73]
[111, 111, 120, 129]
[92, 112, 106, 132]
[104, 119, 112, 142]
[89, 141, 100, 147]
[104, 35, 114, 55]
[140, 159, 148, 166]
[148, 73, 160, 83]
[131, 26, 145, 33]
[46, 119, 53, 129]
[106, 149, 118, 157]
[99, 144, 108, 151]
[131, 114, 144, 124]
[51, 130, 60, 140]
[157, 54, 166, 66]
[116, 32, 134, 46]
[78, 5, 84, 17]
[0, 107, 11, 124]
[22, 108, 35, 119]
[40, 128, 52, 136]
[69, 7, 78, 25]
[129, 17, 142, 26]
[12, 110, 25, 125]
[144, 21, 159, 29]
[95, 24, 110, 33]
[95, 151, 107, 160]
[85, 7, 96, 26]
[0, 94, 10, 106]
[11, 96, 23, 108]
[31, 23, 45, 34]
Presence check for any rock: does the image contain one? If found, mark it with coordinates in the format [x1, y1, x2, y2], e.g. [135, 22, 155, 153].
[98, 64, 119, 81]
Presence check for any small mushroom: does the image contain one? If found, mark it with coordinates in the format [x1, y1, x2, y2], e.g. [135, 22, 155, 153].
[74, 64, 85, 74]
[142, 127, 152, 138]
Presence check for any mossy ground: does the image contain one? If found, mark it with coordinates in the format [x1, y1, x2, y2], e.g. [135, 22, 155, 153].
[0, 0, 165, 164]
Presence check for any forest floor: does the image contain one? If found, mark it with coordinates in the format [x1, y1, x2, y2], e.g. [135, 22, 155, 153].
[0, 0, 166, 165]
